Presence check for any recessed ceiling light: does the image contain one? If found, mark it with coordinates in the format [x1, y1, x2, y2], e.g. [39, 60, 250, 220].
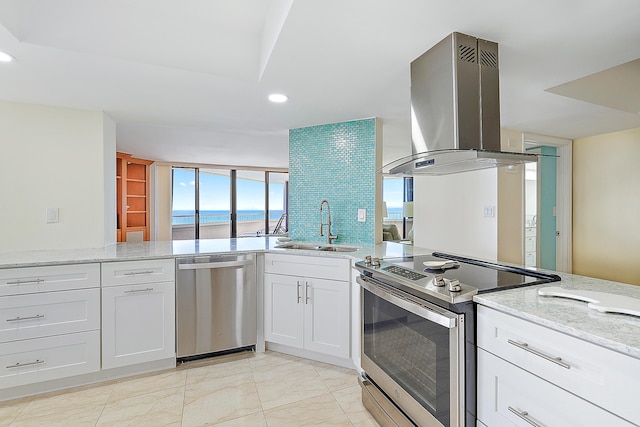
[268, 93, 288, 103]
[0, 50, 14, 62]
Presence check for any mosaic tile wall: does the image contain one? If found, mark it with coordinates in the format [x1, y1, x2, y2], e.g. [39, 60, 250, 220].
[289, 118, 377, 245]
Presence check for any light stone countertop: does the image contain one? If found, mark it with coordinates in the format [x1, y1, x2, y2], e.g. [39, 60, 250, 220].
[0, 238, 422, 269]
[474, 272, 640, 359]
[6, 239, 636, 360]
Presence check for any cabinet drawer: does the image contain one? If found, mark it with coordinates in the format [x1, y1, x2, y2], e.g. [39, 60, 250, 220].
[0, 330, 100, 389]
[0, 288, 100, 343]
[101, 259, 175, 287]
[478, 349, 632, 427]
[264, 253, 350, 281]
[477, 305, 640, 425]
[0, 264, 100, 297]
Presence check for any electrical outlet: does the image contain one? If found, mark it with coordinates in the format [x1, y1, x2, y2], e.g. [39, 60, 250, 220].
[483, 205, 495, 218]
[46, 208, 59, 223]
[357, 208, 366, 222]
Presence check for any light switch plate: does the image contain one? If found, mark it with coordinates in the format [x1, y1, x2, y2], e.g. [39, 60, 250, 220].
[46, 208, 59, 223]
[357, 208, 366, 222]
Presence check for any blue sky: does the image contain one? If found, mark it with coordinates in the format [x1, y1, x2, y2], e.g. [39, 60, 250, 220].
[172, 169, 284, 211]
[383, 177, 404, 209]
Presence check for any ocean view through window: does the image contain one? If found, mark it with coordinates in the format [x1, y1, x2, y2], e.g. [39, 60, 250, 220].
[172, 167, 288, 240]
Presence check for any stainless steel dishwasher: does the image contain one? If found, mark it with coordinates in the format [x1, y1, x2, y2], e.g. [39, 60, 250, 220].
[175, 253, 256, 360]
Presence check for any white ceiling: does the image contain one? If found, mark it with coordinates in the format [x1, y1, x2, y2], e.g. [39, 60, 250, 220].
[1, 0, 639, 169]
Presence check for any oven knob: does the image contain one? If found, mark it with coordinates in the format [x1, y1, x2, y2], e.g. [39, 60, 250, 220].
[364, 256, 372, 265]
[433, 275, 445, 287]
[448, 279, 461, 292]
[371, 257, 380, 267]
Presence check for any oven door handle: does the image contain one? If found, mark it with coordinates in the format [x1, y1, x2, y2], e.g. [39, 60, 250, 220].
[358, 276, 458, 329]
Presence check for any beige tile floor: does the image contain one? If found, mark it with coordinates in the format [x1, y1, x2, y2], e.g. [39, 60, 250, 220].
[0, 350, 381, 426]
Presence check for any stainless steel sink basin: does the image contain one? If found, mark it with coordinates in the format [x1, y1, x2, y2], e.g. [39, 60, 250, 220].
[275, 243, 359, 252]
[318, 246, 359, 252]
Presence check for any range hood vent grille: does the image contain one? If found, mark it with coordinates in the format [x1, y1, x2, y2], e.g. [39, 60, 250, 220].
[480, 49, 498, 68]
[459, 44, 476, 63]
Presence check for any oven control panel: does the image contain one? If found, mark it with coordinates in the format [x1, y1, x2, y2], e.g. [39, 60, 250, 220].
[382, 265, 427, 281]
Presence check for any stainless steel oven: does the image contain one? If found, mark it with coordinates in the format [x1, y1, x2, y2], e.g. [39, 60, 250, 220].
[358, 275, 464, 427]
[355, 252, 561, 427]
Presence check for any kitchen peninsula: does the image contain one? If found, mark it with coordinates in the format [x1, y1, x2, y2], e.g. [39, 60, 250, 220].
[1, 238, 639, 426]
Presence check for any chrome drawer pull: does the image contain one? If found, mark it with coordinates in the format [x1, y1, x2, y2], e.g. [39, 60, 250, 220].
[296, 281, 301, 303]
[6, 278, 45, 285]
[123, 271, 154, 276]
[6, 314, 45, 322]
[6, 359, 45, 369]
[508, 339, 571, 369]
[124, 287, 154, 294]
[508, 406, 543, 427]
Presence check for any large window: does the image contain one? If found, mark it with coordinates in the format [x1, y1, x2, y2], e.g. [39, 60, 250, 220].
[382, 176, 413, 240]
[171, 167, 288, 240]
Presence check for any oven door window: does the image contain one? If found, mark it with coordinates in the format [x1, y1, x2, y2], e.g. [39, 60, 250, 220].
[363, 287, 455, 425]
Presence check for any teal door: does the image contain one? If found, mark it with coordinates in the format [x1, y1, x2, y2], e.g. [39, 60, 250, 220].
[527, 146, 557, 270]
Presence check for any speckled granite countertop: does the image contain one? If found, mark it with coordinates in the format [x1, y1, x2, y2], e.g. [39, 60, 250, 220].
[0, 238, 422, 269]
[474, 272, 640, 359]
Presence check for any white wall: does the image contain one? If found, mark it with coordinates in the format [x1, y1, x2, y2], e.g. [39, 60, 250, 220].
[413, 169, 498, 260]
[0, 101, 114, 252]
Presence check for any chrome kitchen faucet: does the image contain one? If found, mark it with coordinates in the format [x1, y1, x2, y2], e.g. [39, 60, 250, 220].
[319, 199, 338, 244]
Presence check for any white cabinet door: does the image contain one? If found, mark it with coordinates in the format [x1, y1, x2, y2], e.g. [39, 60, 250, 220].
[102, 281, 175, 369]
[264, 273, 304, 348]
[304, 278, 350, 358]
[477, 348, 633, 427]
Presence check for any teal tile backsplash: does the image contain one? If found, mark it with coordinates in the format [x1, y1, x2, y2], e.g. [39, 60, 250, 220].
[289, 118, 378, 245]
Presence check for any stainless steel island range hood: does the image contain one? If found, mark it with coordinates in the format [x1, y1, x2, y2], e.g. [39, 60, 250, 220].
[383, 32, 536, 175]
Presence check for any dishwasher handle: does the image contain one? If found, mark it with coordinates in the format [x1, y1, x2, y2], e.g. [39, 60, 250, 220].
[178, 260, 253, 270]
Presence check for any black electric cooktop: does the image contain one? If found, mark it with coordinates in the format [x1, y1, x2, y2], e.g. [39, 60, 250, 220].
[390, 252, 560, 292]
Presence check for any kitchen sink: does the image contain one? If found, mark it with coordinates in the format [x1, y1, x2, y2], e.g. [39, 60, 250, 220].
[275, 243, 359, 252]
[318, 246, 359, 252]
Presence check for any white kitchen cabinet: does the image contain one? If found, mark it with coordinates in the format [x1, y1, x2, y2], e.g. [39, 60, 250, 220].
[264, 254, 350, 359]
[101, 259, 175, 369]
[0, 288, 100, 343]
[0, 263, 101, 389]
[478, 348, 632, 426]
[477, 305, 640, 426]
[0, 331, 100, 389]
[0, 263, 100, 297]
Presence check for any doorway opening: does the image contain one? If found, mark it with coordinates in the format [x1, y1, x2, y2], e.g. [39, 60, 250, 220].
[523, 134, 572, 273]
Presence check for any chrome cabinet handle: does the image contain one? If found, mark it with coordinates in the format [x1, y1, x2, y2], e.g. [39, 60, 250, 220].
[508, 406, 543, 427]
[123, 271, 154, 276]
[296, 281, 301, 303]
[508, 339, 571, 369]
[6, 314, 45, 322]
[6, 359, 45, 369]
[124, 287, 154, 294]
[6, 278, 45, 285]
[305, 282, 310, 304]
